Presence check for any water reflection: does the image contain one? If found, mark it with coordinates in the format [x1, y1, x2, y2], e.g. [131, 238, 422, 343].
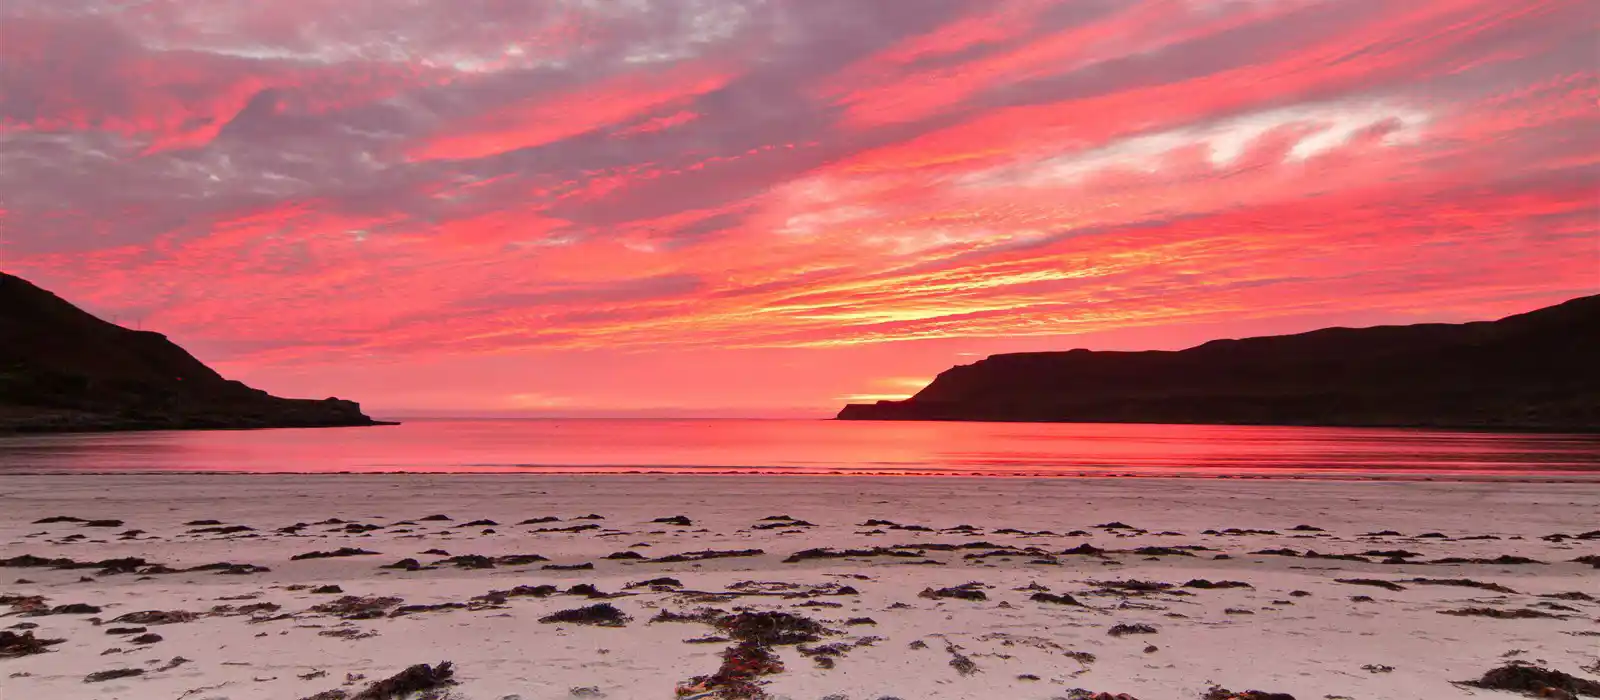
[0, 419, 1596, 478]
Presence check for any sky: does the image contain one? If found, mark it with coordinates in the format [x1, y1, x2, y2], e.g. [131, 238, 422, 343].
[1, 0, 1597, 417]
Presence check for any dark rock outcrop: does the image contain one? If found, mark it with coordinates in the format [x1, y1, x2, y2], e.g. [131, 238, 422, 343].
[838, 295, 1600, 431]
[0, 272, 387, 433]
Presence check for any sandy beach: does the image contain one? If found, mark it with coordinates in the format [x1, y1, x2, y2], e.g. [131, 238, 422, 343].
[2, 474, 1596, 699]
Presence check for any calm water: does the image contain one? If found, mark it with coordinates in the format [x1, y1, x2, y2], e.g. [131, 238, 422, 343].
[0, 419, 1597, 479]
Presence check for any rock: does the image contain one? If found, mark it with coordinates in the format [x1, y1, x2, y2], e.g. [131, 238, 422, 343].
[0, 272, 385, 433]
[834, 294, 1600, 431]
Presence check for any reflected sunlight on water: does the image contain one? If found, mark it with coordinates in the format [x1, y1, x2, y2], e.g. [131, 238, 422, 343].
[1, 419, 1597, 479]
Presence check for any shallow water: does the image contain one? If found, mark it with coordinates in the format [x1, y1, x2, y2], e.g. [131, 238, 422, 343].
[0, 419, 1596, 478]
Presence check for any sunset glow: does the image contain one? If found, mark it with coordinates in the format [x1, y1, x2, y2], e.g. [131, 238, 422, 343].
[2, 0, 1596, 415]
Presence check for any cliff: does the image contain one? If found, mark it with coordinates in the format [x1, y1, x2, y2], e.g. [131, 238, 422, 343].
[0, 272, 387, 433]
[837, 295, 1600, 431]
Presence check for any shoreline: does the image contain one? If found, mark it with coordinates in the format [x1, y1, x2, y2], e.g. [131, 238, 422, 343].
[3, 470, 1599, 482]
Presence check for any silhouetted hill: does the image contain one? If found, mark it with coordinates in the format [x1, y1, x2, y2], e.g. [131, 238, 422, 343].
[838, 296, 1600, 431]
[0, 272, 386, 433]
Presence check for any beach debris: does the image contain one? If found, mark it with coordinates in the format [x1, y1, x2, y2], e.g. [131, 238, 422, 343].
[676, 610, 831, 698]
[543, 562, 595, 571]
[1404, 578, 1517, 593]
[1428, 555, 1543, 565]
[378, 558, 422, 571]
[919, 583, 987, 601]
[677, 641, 783, 698]
[1184, 579, 1253, 589]
[190, 525, 255, 534]
[417, 514, 451, 521]
[566, 583, 617, 598]
[84, 668, 145, 683]
[1, 554, 156, 574]
[130, 633, 163, 644]
[1130, 546, 1196, 557]
[1090, 579, 1174, 594]
[0, 630, 64, 658]
[531, 523, 603, 534]
[1203, 689, 1296, 700]
[1438, 607, 1563, 619]
[650, 549, 764, 564]
[1363, 664, 1395, 673]
[539, 603, 631, 627]
[33, 516, 86, 524]
[753, 518, 815, 530]
[1107, 623, 1158, 637]
[346, 661, 456, 699]
[186, 562, 271, 575]
[718, 611, 828, 645]
[311, 585, 344, 594]
[1335, 578, 1406, 591]
[390, 602, 470, 616]
[1031, 592, 1085, 606]
[82, 520, 124, 528]
[310, 596, 403, 620]
[454, 519, 498, 528]
[1460, 664, 1600, 697]
[210, 602, 281, 617]
[652, 608, 728, 625]
[110, 610, 197, 625]
[1062, 692, 1141, 700]
[626, 577, 684, 589]
[291, 548, 380, 561]
[604, 551, 646, 560]
[318, 628, 377, 640]
[472, 585, 557, 605]
[785, 547, 924, 563]
[441, 554, 495, 569]
[653, 515, 693, 526]
[105, 627, 146, 635]
[37, 602, 101, 615]
[946, 644, 979, 676]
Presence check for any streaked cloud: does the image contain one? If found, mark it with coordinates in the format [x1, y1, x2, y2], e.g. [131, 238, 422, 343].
[2, 0, 1594, 414]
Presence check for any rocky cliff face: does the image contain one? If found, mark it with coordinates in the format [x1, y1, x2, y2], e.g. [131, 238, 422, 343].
[0, 272, 385, 433]
[838, 295, 1600, 431]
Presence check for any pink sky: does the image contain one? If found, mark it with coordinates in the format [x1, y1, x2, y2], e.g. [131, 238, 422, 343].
[2, 0, 1596, 417]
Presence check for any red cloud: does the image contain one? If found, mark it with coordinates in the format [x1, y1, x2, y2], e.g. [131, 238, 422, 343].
[406, 63, 736, 162]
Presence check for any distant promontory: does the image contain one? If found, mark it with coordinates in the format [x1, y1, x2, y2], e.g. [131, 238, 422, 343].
[838, 295, 1600, 431]
[0, 272, 387, 433]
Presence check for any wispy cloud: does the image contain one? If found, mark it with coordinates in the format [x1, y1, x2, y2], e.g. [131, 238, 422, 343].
[2, 0, 1594, 413]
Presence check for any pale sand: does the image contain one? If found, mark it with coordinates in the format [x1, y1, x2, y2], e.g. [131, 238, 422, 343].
[1, 474, 1596, 699]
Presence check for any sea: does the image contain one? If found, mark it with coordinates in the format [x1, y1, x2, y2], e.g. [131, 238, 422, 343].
[0, 419, 1596, 479]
